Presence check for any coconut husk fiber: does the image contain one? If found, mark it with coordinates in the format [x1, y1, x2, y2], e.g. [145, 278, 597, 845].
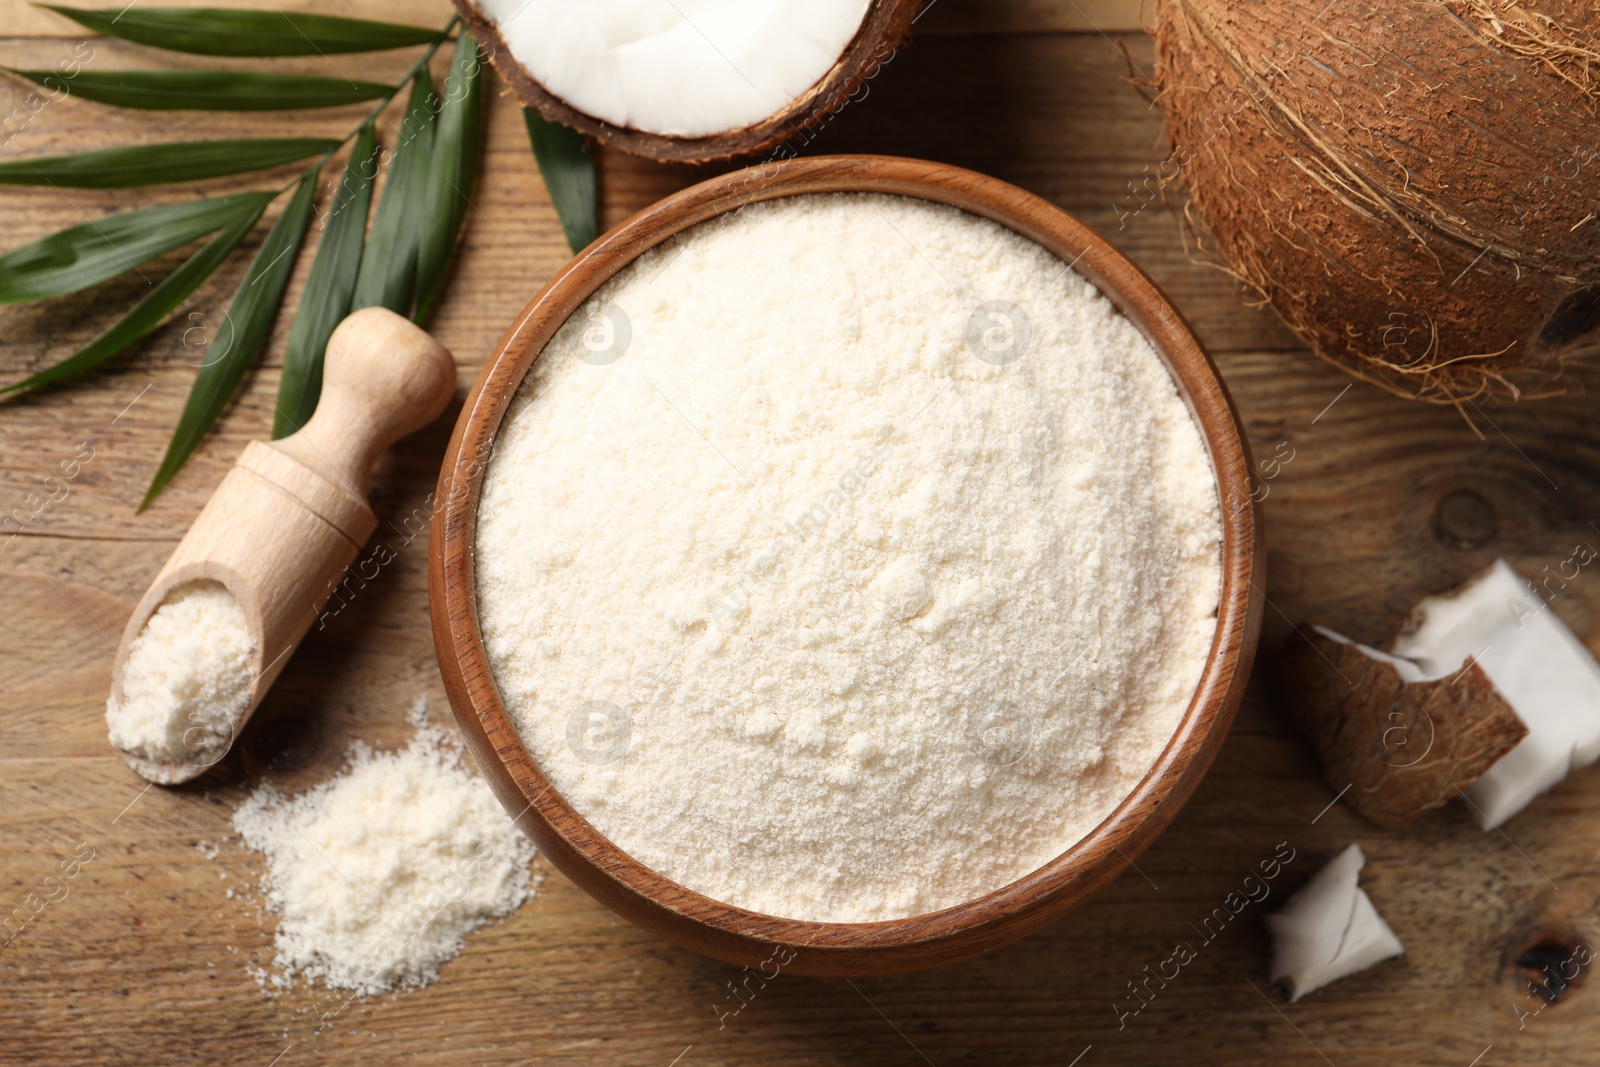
[1153, 0, 1600, 412]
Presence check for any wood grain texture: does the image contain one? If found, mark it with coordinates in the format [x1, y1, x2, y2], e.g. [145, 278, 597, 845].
[4, 14, 1600, 1067]
[430, 154, 1264, 976]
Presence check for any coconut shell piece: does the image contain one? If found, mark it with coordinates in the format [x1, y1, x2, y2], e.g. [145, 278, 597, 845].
[1153, 0, 1600, 408]
[1392, 558, 1600, 829]
[455, 0, 921, 164]
[1281, 625, 1528, 828]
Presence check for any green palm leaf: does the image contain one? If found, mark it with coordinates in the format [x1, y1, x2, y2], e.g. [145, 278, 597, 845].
[0, 12, 483, 508]
[0, 137, 340, 188]
[351, 71, 435, 317]
[275, 124, 377, 438]
[0, 191, 274, 304]
[142, 172, 317, 509]
[523, 107, 596, 254]
[414, 32, 482, 325]
[39, 6, 441, 57]
[5, 68, 391, 110]
[2, 202, 265, 395]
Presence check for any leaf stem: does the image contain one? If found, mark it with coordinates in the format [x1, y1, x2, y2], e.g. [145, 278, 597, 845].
[275, 14, 460, 196]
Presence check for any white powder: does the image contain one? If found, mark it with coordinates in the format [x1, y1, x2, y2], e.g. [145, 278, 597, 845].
[475, 193, 1222, 922]
[107, 580, 255, 766]
[232, 707, 535, 994]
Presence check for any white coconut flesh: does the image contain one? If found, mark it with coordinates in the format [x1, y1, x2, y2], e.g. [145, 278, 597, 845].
[1390, 559, 1600, 830]
[1268, 845, 1403, 1002]
[1309, 561, 1600, 830]
[475, 0, 873, 138]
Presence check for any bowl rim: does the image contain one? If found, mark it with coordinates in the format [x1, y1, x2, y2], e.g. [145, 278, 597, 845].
[429, 153, 1264, 974]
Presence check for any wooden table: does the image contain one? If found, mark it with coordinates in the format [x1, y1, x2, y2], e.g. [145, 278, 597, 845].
[4, 2, 1598, 1064]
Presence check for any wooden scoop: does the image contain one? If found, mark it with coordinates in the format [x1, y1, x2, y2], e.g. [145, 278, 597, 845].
[109, 307, 455, 784]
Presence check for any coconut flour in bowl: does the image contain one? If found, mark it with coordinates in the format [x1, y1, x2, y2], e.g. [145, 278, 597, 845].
[474, 192, 1222, 923]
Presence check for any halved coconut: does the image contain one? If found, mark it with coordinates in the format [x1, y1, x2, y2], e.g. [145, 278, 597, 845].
[456, 0, 920, 163]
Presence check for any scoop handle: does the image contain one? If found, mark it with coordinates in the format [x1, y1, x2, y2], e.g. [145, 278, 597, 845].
[272, 306, 456, 498]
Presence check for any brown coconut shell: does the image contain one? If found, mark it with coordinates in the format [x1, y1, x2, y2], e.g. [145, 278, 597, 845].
[1153, 0, 1600, 408]
[1281, 626, 1527, 828]
[456, 0, 920, 165]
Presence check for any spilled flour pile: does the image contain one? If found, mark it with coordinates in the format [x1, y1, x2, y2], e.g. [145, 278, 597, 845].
[475, 192, 1222, 922]
[234, 704, 534, 994]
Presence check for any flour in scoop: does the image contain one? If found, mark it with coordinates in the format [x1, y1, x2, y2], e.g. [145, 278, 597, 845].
[233, 704, 535, 994]
[476, 193, 1222, 922]
[106, 580, 254, 767]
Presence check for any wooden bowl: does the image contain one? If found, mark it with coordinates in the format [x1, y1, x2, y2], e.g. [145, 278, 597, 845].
[430, 155, 1265, 977]
[455, 0, 921, 164]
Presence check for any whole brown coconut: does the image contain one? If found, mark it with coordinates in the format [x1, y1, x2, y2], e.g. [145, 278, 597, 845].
[456, 0, 920, 165]
[1152, 0, 1600, 406]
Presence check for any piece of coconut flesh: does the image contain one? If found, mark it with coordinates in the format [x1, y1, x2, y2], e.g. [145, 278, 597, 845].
[474, 0, 872, 137]
[1389, 559, 1600, 829]
[1268, 844, 1403, 1002]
